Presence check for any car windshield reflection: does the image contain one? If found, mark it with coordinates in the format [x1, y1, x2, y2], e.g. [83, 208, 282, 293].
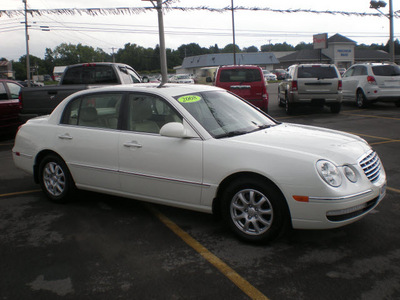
[174, 91, 276, 138]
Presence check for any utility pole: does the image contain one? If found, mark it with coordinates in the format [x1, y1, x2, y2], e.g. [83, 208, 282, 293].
[370, 0, 395, 62]
[231, 0, 236, 65]
[143, 0, 168, 85]
[389, 0, 394, 62]
[23, 0, 31, 87]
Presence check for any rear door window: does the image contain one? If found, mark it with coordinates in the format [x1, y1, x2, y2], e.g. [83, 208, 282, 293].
[0, 83, 8, 100]
[5, 82, 21, 99]
[61, 93, 123, 129]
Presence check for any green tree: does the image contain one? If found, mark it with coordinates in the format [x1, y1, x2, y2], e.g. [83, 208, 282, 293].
[294, 42, 313, 50]
[221, 44, 241, 53]
[177, 43, 208, 59]
[13, 54, 45, 80]
[243, 46, 259, 53]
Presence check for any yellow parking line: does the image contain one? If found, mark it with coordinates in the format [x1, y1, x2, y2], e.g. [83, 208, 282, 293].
[147, 204, 269, 300]
[0, 190, 42, 198]
[347, 132, 395, 141]
[387, 187, 400, 194]
[0, 189, 41, 198]
[341, 112, 400, 121]
[370, 139, 400, 146]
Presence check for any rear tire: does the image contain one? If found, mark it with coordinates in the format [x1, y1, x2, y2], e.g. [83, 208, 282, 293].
[285, 96, 295, 115]
[221, 178, 288, 244]
[356, 90, 368, 108]
[278, 88, 285, 107]
[38, 155, 75, 203]
[330, 103, 341, 113]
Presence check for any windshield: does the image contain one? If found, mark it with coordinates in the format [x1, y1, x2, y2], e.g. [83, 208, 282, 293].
[174, 91, 277, 138]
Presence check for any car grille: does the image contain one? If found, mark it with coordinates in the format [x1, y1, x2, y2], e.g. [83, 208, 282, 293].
[359, 151, 381, 183]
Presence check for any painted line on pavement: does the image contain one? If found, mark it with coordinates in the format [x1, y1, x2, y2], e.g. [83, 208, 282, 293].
[146, 204, 269, 300]
[341, 112, 400, 121]
[0, 189, 41, 198]
[387, 186, 400, 194]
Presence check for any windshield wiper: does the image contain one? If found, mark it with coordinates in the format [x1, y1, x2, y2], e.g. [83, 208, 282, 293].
[215, 130, 249, 139]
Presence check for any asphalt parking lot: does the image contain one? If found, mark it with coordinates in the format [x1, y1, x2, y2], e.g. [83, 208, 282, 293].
[1, 83, 399, 300]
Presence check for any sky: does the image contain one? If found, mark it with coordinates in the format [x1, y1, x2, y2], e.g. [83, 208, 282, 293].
[0, 0, 399, 61]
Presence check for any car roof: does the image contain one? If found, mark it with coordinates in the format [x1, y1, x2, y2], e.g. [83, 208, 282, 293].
[0, 79, 23, 86]
[69, 83, 222, 99]
[218, 65, 261, 70]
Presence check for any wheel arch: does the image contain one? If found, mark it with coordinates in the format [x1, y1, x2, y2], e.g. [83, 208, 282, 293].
[33, 150, 66, 183]
[212, 172, 291, 222]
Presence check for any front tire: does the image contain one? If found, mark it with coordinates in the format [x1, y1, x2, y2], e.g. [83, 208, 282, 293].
[38, 155, 75, 203]
[221, 178, 288, 243]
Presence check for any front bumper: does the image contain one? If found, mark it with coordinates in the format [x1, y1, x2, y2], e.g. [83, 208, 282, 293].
[289, 173, 386, 230]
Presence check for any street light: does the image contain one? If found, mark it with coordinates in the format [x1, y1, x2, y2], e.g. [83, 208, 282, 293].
[370, 0, 395, 62]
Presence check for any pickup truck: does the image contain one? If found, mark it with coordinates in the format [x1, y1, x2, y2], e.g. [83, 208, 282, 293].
[19, 62, 142, 119]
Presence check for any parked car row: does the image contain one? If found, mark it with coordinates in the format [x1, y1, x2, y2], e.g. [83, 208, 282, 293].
[278, 62, 400, 115]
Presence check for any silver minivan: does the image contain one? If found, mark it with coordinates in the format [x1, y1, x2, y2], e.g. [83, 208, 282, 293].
[278, 64, 342, 115]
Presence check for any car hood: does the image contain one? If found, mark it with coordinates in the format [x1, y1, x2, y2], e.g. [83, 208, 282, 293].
[228, 123, 370, 165]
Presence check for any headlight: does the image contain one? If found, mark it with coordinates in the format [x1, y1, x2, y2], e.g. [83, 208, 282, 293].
[316, 160, 342, 187]
[344, 165, 357, 183]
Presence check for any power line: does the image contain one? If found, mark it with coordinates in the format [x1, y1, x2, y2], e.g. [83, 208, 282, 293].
[1, 6, 399, 18]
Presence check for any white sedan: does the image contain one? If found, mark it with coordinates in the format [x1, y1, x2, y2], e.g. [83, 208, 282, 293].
[263, 70, 277, 81]
[13, 84, 386, 243]
[168, 74, 194, 84]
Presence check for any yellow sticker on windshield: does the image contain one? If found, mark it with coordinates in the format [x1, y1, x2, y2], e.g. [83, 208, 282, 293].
[178, 95, 202, 103]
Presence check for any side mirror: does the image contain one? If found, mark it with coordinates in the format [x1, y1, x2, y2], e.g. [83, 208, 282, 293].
[142, 76, 149, 83]
[206, 77, 212, 83]
[160, 122, 198, 138]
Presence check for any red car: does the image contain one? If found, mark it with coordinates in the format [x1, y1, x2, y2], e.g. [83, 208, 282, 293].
[0, 79, 23, 134]
[214, 65, 269, 112]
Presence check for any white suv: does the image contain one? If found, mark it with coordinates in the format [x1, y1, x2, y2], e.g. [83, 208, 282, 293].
[342, 63, 400, 108]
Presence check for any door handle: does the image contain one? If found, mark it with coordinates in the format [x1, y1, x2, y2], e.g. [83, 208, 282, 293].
[58, 134, 73, 140]
[123, 141, 142, 148]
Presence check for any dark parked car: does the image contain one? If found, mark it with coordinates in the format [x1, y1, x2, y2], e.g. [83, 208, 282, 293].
[0, 79, 23, 134]
[271, 69, 288, 80]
